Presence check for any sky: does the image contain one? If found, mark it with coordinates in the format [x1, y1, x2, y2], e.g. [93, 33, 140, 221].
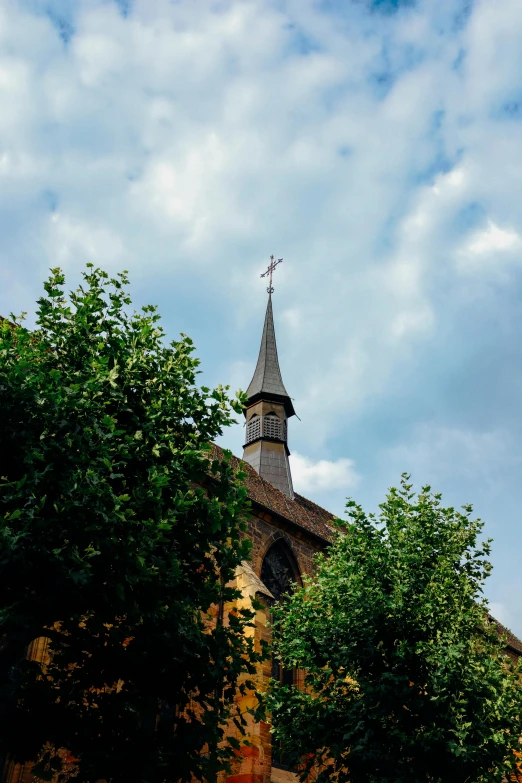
[1, 0, 522, 634]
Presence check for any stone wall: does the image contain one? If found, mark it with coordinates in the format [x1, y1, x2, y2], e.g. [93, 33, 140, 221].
[222, 505, 326, 783]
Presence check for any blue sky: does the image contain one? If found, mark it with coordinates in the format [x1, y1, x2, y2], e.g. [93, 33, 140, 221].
[1, 0, 522, 635]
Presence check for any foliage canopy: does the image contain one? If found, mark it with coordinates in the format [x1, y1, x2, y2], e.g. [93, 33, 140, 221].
[0, 266, 258, 783]
[266, 476, 522, 783]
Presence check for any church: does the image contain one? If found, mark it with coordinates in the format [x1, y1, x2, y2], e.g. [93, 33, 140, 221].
[216, 267, 522, 783]
[3, 266, 522, 783]
[215, 273, 337, 783]
[1, 274, 336, 783]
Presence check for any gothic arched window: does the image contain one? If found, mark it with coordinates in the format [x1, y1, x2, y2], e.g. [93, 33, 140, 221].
[260, 541, 296, 602]
[261, 541, 300, 770]
[261, 543, 298, 685]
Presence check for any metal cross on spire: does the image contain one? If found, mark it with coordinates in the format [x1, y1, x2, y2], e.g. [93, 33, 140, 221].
[260, 255, 283, 294]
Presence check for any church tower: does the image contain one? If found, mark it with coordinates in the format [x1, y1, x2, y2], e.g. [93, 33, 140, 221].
[243, 260, 295, 498]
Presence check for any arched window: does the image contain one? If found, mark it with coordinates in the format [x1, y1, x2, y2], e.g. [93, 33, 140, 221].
[261, 540, 296, 602]
[261, 541, 300, 770]
[261, 542, 296, 683]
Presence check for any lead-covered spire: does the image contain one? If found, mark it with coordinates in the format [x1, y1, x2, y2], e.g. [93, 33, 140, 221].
[243, 258, 295, 498]
[245, 294, 295, 418]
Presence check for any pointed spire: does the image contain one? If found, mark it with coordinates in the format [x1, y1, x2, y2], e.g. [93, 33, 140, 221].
[243, 286, 295, 499]
[246, 294, 295, 418]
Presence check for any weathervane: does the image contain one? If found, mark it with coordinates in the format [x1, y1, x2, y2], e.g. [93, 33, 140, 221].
[261, 255, 283, 294]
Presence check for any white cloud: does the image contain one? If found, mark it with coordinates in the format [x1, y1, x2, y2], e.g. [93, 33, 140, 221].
[466, 220, 521, 255]
[0, 0, 519, 423]
[432, 166, 466, 196]
[290, 452, 360, 493]
[456, 220, 522, 275]
[384, 424, 517, 489]
[0, 1, 510, 359]
[1, 0, 522, 636]
[47, 212, 126, 270]
[389, 307, 434, 341]
[488, 602, 511, 628]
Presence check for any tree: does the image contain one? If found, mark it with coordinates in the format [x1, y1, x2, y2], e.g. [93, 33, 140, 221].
[0, 266, 259, 783]
[266, 476, 522, 783]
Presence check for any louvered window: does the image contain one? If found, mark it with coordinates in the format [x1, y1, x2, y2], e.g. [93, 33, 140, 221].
[263, 413, 281, 440]
[246, 414, 261, 443]
[246, 413, 287, 443]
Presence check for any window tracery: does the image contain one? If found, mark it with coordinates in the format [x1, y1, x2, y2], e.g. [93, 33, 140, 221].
[261, 542, 295, 601]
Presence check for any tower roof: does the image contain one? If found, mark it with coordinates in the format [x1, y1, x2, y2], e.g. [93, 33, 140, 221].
[246, 294, 295, 417]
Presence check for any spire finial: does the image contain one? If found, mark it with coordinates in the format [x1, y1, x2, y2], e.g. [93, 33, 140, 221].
[260, 254, 283, 294]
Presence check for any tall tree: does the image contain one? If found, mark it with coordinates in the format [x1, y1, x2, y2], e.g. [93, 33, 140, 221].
[0, 266, 259, 783]
[266, 476, 522, 783]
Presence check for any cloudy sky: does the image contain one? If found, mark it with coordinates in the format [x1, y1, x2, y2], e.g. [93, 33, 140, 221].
[1, 0, 522, 634]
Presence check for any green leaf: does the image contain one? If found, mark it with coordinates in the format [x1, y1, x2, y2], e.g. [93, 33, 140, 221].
[0, 263, 258, 783]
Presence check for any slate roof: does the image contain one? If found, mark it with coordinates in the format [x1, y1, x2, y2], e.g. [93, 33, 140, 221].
[245, 295, 295, 418]
[211, 444, 335, 542]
